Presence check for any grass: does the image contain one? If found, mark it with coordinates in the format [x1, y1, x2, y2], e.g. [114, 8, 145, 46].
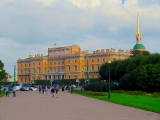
[0, 91, 12, 98]
[74, 91, 160, 114]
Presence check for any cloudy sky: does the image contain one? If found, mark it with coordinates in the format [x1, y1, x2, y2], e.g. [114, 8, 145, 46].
[0, 0, 160, 75]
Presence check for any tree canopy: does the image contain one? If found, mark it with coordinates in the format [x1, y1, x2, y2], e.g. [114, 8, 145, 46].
[99, 53, 160, 92]
[0, 60, 7, 85]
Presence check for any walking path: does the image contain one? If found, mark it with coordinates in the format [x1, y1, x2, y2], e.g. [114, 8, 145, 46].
[0, 90, 159, 120]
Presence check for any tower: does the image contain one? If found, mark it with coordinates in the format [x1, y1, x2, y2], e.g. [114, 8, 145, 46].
[133, 14, 146, 51]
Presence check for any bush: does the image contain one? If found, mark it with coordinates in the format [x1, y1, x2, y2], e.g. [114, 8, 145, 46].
[83, 91, 106, 96]
[152, 93, 160, 97]
[112, 90, 147, 96]
[85, 82, 103, 92]
[112, 90, 126, 93]
[85, 82, 117, 92]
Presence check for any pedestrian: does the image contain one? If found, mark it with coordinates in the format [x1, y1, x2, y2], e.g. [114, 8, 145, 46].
[55, 87, 59, 98]
[5, 86, 9, 97]
[12, 86, 16, 97]
[50, 86, 55, 98]
[38, 86, 41, 94]
[62, 86, 64, 91]
[71, 85, 74, 94]
[45, 86, 48, 95]
[64, 85, 66, 91]
[42, 85, 45, 94]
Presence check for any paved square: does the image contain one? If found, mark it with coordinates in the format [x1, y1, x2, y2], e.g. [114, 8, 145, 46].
[0, 91, 159, 120]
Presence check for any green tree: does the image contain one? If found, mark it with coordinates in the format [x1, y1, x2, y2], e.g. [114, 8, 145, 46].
[0, 60, 7, 85]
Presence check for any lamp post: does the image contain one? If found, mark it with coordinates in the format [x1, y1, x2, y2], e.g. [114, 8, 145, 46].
[108, 61, 111, 99]
[68, 72, 70, 85]
[81, 69, 84, 93]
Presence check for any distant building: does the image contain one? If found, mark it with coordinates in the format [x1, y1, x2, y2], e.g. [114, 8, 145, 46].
[17, 45, 132, 83]
[6, 75, 17, 82]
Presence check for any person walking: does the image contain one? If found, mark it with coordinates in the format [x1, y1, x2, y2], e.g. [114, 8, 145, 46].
[50, 86, 55, 98]
[71, 85, 74, 94]
[12, 86, 16, 97]
[55, 87, 59, 98]
[5, 86, 9, 97]
[62, 86, 64, 91]
[38, 85, 41, 94]
[45, 86, 48, 95]
[42, 85, 45, 94]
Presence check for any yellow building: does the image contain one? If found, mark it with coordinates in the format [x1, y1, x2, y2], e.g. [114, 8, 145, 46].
[17, 45, 132, 83]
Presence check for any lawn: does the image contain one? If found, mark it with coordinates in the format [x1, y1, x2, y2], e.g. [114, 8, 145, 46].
[74, 91, 160, 114]
[0, 91, 12, 98]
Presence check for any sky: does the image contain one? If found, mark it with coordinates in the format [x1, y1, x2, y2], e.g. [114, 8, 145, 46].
[0, 0, 160, 75]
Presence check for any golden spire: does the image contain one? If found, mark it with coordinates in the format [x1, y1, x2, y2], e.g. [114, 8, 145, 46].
[136, 13, 142, 36]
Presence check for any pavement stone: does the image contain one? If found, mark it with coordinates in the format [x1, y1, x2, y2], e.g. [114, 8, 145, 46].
[0, 90, 160, 120]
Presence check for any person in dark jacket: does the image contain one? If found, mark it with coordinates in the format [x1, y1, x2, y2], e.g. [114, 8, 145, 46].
[62, 86, 64, 91]
[50, 87, 55, 98]
[38, 86, 42, 94]
[12, 87, 16, 97]
[42, 85, 45, 94]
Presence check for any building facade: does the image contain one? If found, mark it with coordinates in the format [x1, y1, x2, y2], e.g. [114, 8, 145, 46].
[17, 45, 132, 83]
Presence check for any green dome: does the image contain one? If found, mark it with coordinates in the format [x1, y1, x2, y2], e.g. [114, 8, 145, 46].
[133, 44, 146, 50]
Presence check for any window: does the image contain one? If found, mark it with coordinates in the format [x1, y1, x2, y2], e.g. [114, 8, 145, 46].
[97, 59, 99, 62]
[58, 62, 60, 65]
[38, 68, 41, 73]
[97, 65, 100, 70]
[68, 66, 70, 71]
[25, 78, 26, 82]
[29, 64, 30, 67]
[21, 78, 22, 82]
[62, 61, 64, 64]
[75, 60, 77, 63]
[25, 64, 26, 67]
[33, 63, 35, 65]
[29, 78, 30, 82]
[21, 70, 23, 74]
[39, 62, 41, 65]
[50, 62, 52, 65]
[45, 62, 46, 65]
[21, 64, 23, 67]
[92, 59, 94, 62]
[58, 67, 60, 72]
[28, 68, 30, 73]
[75, 76, 77, 79]
[62, 67, 65, 72]
[54, 62, 56, 65]
[113, 58, 116, 61]
[68, 60, 70, 63]
[103, 58, 105, 62]
[54, 67, 56, 72]
[92, 66, 94, 71]
[50, 67, 52, 72]
[74, 65, 77, 71]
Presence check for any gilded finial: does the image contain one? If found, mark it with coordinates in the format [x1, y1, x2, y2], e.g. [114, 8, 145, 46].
[136, 13, 142, 36]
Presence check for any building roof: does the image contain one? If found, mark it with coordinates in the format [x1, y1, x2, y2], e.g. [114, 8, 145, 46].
[133, 44, 146, 50]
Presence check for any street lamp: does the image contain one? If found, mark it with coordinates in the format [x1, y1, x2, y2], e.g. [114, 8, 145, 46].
[68, 72, 70, 85]
[108, 61, 111, 99]
[81, 69, 84, 93]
